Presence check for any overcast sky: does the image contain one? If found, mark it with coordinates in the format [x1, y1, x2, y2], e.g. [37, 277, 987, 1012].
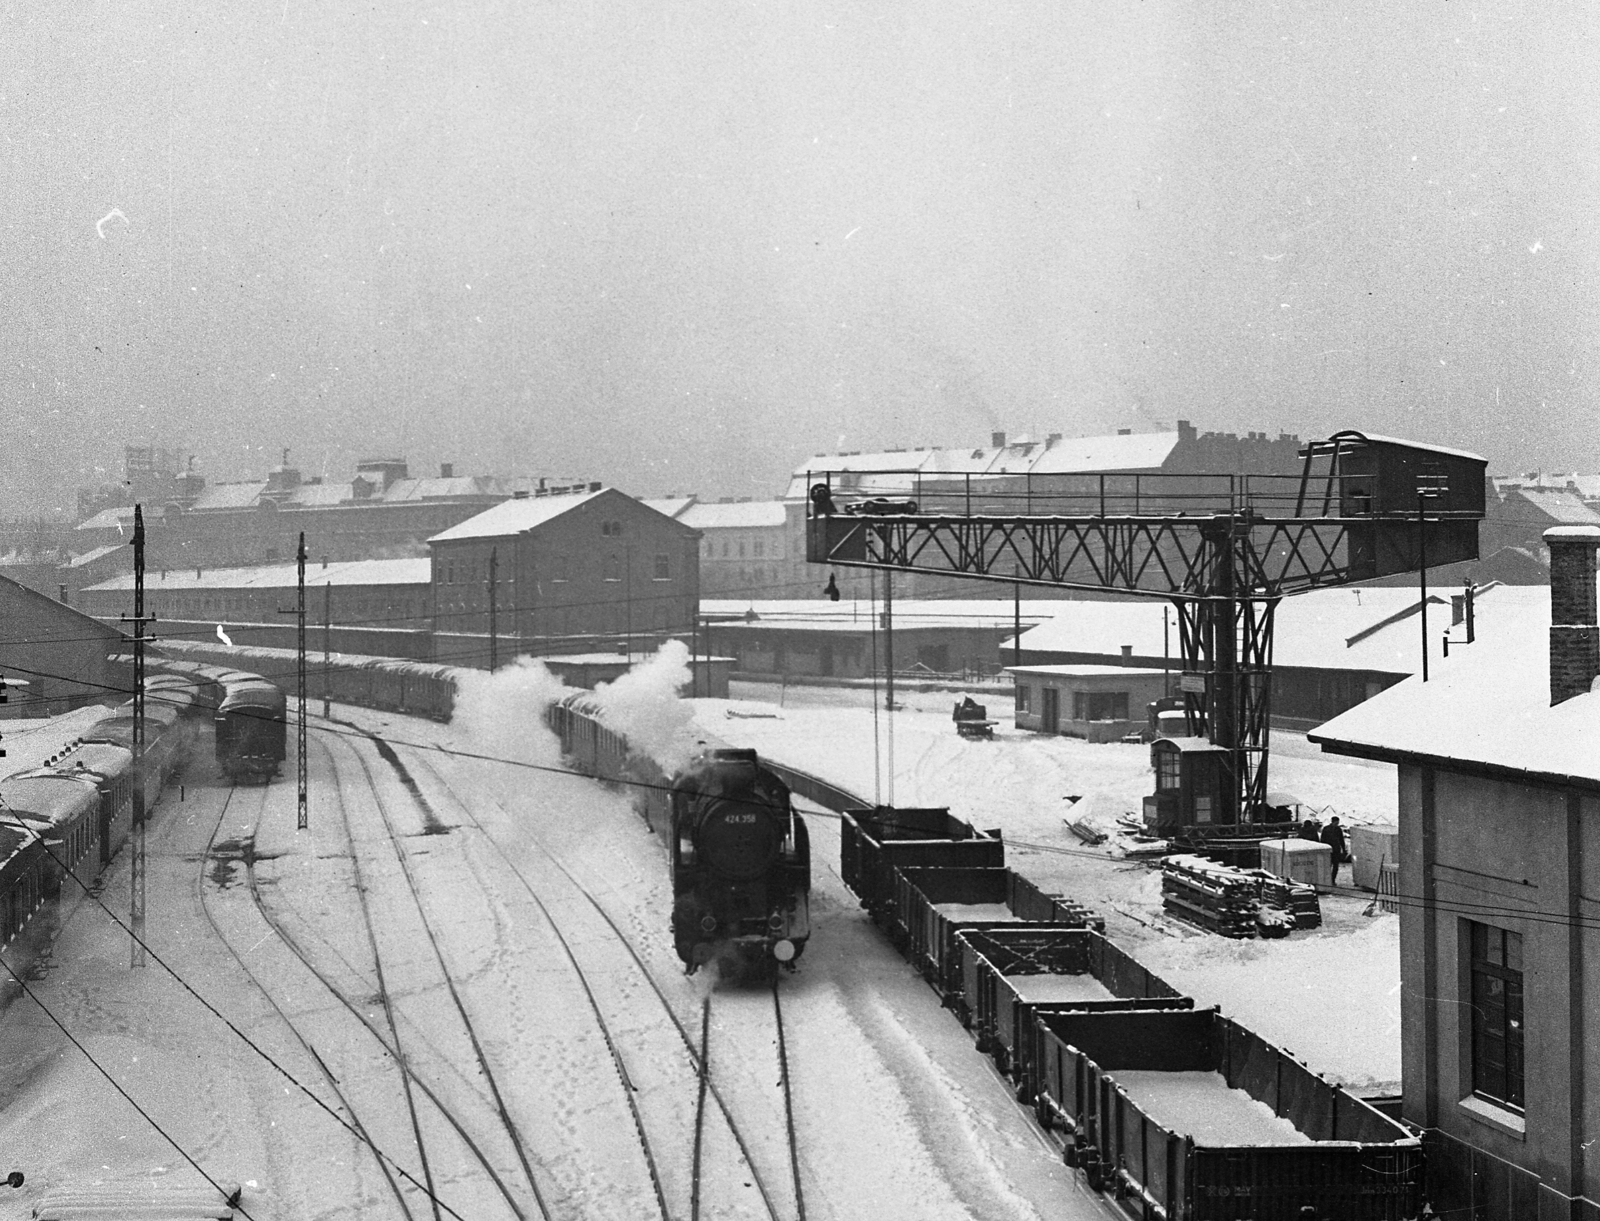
[4, 2, 1596, 515]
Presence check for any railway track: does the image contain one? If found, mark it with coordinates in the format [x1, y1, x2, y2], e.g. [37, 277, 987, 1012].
[201, 740, 535, 1221]
[361, 726, 808, 1221]
[193, 781, 418, 1220]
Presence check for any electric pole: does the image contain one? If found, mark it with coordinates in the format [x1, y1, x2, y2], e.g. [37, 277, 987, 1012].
[488, 547, 498, 673]
[323, 581, 332, 719]
[121, 506, 155, 967]
[297, 534, 307, 829]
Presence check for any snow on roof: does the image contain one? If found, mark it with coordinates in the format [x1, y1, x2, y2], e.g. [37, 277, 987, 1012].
[1506, 487, 1600, 525]
[1323, 431, 1487, 464]
[1028, 431, 1180, 474]
[188, 481, 267, 511]
[1009, 585, 1531, 676]
[85, 557, 431, 592]
[63, 544, 126, 568]
[75, 506, 149, 531]
[1008, 600, 1171, 656]
[641, 496, 697, 519]
[428, 489, 606, 542]
[702, 598, 1059, 632]
[1311, 592, 1600, 785]
[1005, 664, 1170, 677]
[679, 500, 787, 529]
[784, 430, 1182, 497]
[380, 475, 500, 502]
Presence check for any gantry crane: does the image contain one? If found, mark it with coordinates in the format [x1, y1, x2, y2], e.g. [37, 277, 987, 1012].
[806, 430, 1486, 835]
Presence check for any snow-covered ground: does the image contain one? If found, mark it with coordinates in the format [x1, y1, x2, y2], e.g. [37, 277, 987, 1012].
[693, 680, 1403, 1091]
[0, 665, 1404, 1218]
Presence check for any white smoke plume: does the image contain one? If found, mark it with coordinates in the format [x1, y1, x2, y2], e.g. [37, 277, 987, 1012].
[450, 655, 571, 769]
[592, 639, 697, 774]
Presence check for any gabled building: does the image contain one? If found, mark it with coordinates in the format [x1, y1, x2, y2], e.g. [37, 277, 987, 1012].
[0, 574, 125, 716]
[427, 486, 700, 652]
[1310, 526, 1600, 1219]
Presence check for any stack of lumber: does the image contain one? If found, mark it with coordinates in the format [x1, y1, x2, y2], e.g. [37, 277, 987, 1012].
[1161, 855, 1261, 938]
[1255, 872, 1322, 930]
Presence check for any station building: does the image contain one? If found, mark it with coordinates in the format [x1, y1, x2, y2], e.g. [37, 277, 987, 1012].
[428, 486, 701, 649]
[1310, 526, 1600, 1219]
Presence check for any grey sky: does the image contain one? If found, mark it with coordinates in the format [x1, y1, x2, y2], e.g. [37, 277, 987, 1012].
[4, 2, 1595, 515]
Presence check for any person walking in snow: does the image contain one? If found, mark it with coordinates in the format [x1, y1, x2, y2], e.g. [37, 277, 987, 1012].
[1321, 817, 1348, 886]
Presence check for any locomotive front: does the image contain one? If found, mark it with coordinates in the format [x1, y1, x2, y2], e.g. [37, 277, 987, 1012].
[669, 748, 810, 974]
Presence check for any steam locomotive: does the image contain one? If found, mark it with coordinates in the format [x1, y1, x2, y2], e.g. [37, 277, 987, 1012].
[669, 747, 811, 975]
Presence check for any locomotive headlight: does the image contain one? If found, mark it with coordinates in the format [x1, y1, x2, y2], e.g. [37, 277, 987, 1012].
[699, 914, 718, 933]
[772, 939, 796, 962]
[767, 912, 785, 932]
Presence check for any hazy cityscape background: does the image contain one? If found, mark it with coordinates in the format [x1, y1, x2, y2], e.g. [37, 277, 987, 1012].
[4, 2, 1598, 516]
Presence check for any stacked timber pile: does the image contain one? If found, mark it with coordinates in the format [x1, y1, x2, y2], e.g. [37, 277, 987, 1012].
[1161, 855, 1260, 938]
[1255, 873, 1322, 930]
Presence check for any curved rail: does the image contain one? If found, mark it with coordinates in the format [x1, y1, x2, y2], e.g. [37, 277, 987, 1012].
[194, 784, 416, 1221]
[392, 736, 791, 1221]
[320, 730, 548, 1221]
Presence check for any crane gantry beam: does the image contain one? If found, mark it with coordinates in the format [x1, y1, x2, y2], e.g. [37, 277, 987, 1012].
[806, 431, 1487, 828]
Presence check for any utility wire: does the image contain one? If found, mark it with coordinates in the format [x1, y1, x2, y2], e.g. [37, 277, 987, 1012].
[0, 954, 254, 1220]
[0, 812, 472, 1221]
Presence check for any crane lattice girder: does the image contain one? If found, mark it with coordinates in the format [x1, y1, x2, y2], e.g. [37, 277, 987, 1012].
[809, 513, 1468, 599]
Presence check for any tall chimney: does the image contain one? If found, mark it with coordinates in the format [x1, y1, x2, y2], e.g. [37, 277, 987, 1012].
[991, 431, 1006, 449]
[1545, 525, 1600, 705]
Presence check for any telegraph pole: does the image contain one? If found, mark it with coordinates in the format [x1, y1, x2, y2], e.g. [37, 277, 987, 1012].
[882, 570, 895, 711]
[296, 535, 308, 829]
[121, 506, 155, 967]
[323, 581, 332, 719]
[487, 547, 499, 673]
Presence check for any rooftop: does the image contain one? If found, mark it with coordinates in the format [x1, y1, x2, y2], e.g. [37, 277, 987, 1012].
[1311, 589, 1600, 787]
[84, 557, 431, 592]
[680, 500, 788, 530]
[428, 488, 608, 543]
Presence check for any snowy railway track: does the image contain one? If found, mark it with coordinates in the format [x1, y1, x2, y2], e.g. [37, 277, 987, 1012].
[203, 741, 536, 1221]
[378, 734, 808, 1221]
[316, 731, 549, 1221]
[195, 782, 417, 1221]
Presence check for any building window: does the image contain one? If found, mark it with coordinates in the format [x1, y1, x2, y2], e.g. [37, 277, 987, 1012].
[601, 520, 623, 537]
[1155, 750, 1180, 792]
[738, 540, 746, 558]
[552, 554, 568, 582]
[1073, 691, 1130, 721]
[603, 555, 621, 582]
[754, 539, 765, 557]
[654, 553, 671, 580]
[1016, 684, 1032, 713]
[1469, 922, 1525, 1110]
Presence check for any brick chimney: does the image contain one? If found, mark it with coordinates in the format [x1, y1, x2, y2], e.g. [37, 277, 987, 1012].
[1545, 525, 1600, 705]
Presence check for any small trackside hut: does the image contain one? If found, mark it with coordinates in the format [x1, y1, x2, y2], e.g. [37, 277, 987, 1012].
[1143, 737, 1230, 837]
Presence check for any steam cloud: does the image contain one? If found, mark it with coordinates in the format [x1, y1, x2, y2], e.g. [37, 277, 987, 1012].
[592, 639, 696, 774]
[450, 655, 571, 769]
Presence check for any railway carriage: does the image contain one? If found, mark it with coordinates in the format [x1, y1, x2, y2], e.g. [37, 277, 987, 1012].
[0, 770, 106, 898]
[215, 677, 287, 781]
[0, 826, 48, 949]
